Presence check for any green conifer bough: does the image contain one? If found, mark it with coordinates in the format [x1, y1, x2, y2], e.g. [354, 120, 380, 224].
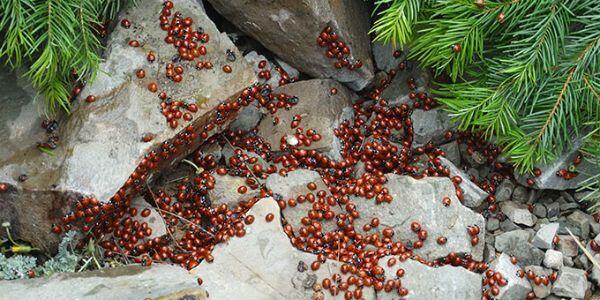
[0, 0, 132, 115]
[371, 0, 599, 208]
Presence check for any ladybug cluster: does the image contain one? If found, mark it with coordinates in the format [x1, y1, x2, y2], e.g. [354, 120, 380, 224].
[317, 26, 363, 70]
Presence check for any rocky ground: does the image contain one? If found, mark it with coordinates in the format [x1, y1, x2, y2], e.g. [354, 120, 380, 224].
[1, 0, 599, 299]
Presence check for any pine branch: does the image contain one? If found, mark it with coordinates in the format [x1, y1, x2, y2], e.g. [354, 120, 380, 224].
[0, 0, 35, 67]
[370, 0, 433, 47]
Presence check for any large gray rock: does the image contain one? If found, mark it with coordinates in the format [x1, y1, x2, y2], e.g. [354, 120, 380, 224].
[257, 79, 356, 160]
[488, 253, 532, 300]
[372, 42, 406, 72]
[0, 0, 255, 252]
[566, 210, 593, 239]
[207, 0, 374, 90]
[543, 249, 564, 269]
[378, 258, 482, 300]
[515, 137, 599, 190]
[495, 230, 545, 266]
[266, 169, 341, 233]
[501, 201, 535, 227]
[209, 174, 259, 208]
[352, 175, 485, 261]
[411, 108, 456, 147]
[524, 265, 553, 298]
[532, 223, 559, 249]
[193, 197, 375, 299]
[380, 67, 429, 107]
[552, 267, 589, 299]
[0, 264, 207, 299]
[438, 157, 488, 208]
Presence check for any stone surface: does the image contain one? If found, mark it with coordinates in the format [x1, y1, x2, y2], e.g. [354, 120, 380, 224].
[487, 218, 500, 232]
[352, 175, 485, 261]
[380, 67, 429, 107]
[532, 223, 559, 249]
[257, 79, 356, 160]
[546, 202, 561, 219]
[208, 174, 259, 208]
[489, 253, 532, 300]
[0, 264, 206, 299]
[501, 201, 535, 227]
[552, 267, 589, 299]
[515, 137, 599, 190]
[378, 258, 482, 300]
[500, 219, 521, 232]
[439, 141, 461, 166]
[372, 41, 405, 72]
[495, 230, 545, 266]
[511, 185, 529, 204]
[533, 204, 547, 218]
[0, 0, 255, 252]
[411, 108, 455, 147]
[495, 180, 514, 203]
[266, 169, 341, 233]
[193, 197, 375, 299]
[438, 157, 488, 208]
[207, 0, 375, 90]
[544, 249, 564, 269]
[557, 235, 579, 257]
[567, 210, 593, 239]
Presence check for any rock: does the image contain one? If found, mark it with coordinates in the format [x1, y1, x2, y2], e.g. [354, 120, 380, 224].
[0, 0, 255, 252]
[495, 230, 545, 266]
[557, 235, 579, 257]
[560, 202, 579, 212]
[511, 186, 528, 204]
[552, 267, 589, 299]
[352, 175, 485, 261]
[208, 174, 259, 208]
[207, 0, 375, 90]
[265, 169, 341, 233]
[591, 254, 600, 287]
[515, 137, 599, 190]
[0, 264, 206, 299]
[546, 202, 561, 219]
[411, 108, 456, 147]
[487, 218, 500, 232]
[524, 265, 553, 298]
[244, 51, 282, 88]
[532, 223, 559, 249]
[544, 249, 564, 269]
[193, 197, 375, 299]
[484, 244, 497, 263]
[131, 196, 167, 239]
[228, 100, 264, 132]
[489, 253, 532, 300]
[377, 258, 482, 300]
[439, 141, 461, 166]
[274, 58, 301, 80]
[438, 157, 488, 208]
[567, 210, 593, 239]
[495, 180, 514, 203]
[380, 67, 429, 107]
[372, 41, 405, 72]
[500, 219, 521, 232]
[257, 79, 356, 160]
[574, 254, 590, 270]
[221, 143, 269, 171]
[533, 204, 547, 218]
[501, 201, 535, 227]
[563, 255, 574, 267]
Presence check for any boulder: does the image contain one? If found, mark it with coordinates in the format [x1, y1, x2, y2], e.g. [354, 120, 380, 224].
[438, 157, 488, 208]
[208, 174, 259, 208]
[257, 79, 357, 160]
[488, 253, 532, 300]
[556, 235, 579, 257]
[551, 267, 589, 299]
[131, 196, 167, 239]
[192, 197, 376, 299]
[566, 210, 593, 239]
[515, 137, 599, 190]
[495, 180, 514, 203]
[377, 258, 482, 300]
[265, 169, 341, 233]
[0, 264, 206, 300]
[439, 141, 461, 166]
[495, 230, 545, 266]
[501, 201, 535, 227]
[207, 0, 375, 90]
[352, 175, 485, 261]
[524, 265, 553, 298]
[0, 0, 255, 252]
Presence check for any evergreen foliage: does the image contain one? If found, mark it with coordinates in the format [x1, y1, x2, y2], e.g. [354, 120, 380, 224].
[371, 0, 600, 176]
[0, 0, 131, 115]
